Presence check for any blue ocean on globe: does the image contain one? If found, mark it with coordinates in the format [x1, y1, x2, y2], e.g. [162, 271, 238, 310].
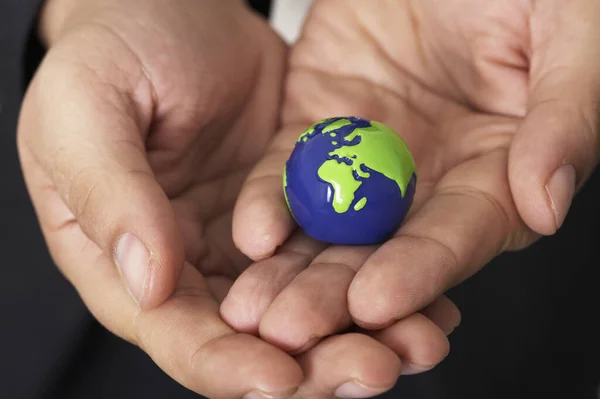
[284, 116, 417, 245]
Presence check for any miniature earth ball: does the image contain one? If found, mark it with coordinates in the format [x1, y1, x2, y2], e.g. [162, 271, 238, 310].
[283, 116, 417, 245]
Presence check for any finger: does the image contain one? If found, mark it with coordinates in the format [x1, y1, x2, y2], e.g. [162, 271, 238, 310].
[509, 0, 600, 235]
[419, 295, 461, 336]
[352, 296, 458, 376]
[220, 232, 326, 334]
[368, 313, 451, 376]
[294, 334, 401, 399]
[17, 49, 183, 308]
[244, 241, 458, 355]
[348, 151, 519, 328]
[21, 155, 303, 398]
[138, 265, 303, 399]
[232, 123, 306, 261]
[258, 246, 372, 354]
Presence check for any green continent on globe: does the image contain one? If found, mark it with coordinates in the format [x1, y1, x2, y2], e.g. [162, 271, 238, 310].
[317, 159, 363, 213]
[314, 119, 416, 214]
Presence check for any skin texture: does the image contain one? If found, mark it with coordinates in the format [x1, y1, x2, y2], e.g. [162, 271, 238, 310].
[18, 0, 460, 398]
[227, 0, 600, 382]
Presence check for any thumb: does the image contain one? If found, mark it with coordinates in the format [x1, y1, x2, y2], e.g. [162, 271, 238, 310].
[18, 50, 184, 309]
[509, 0, 600, 235]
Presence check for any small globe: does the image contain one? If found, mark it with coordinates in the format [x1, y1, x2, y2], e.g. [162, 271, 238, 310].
[284, 116, 417, 245]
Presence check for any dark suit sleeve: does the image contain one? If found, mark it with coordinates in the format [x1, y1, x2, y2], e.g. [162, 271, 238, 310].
[23, 4, 48, 89]
[248, 0, 272, 16]
[0, 0, 46, 92]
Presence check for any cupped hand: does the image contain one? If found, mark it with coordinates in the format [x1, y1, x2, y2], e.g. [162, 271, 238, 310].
[226, 0, 600, 375]
[17, 0, 459, 397]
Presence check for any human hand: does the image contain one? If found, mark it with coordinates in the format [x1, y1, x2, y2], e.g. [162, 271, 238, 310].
[19, 0, 290, 397]
[18, 0, 460, 397]
[225, 0, 600, 379]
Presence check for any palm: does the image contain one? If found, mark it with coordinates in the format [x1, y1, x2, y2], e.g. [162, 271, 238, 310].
[155, 58, 281, 285]
[22, 0, 595, 395]
[286, 0, 532, 235]
[22, 0, 288, 321]
[18, 1, 476, 395]
[118, 1, 286, 287]
[224, 0, 539, 351]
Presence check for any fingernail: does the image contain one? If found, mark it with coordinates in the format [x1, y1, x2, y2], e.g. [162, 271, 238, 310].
[401, 363, 433, 376]
[546, 164, 576, 230]
[115, 233, 150, 305]
[335, 380, 391, 398]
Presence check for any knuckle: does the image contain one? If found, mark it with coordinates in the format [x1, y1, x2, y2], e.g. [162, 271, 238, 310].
[435, 186, 514, 254]
[187, 332, 235, 373]
[67, 166, 111, 226]
[399, 232, 460, 287]
[532, 98, 599, 177]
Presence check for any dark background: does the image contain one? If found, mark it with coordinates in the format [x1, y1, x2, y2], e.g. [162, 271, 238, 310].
[2, 1, 600, 398]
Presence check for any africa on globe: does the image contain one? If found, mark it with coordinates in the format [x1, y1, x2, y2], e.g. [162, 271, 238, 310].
[283, 116, 417, 245]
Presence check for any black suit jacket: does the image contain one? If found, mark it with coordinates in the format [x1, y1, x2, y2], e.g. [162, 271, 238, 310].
[2, 1, 600, 398]
[1, 2, 90, 398]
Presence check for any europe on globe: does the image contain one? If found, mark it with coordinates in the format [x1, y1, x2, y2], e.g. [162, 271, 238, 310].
[283, 116, 417, 245]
